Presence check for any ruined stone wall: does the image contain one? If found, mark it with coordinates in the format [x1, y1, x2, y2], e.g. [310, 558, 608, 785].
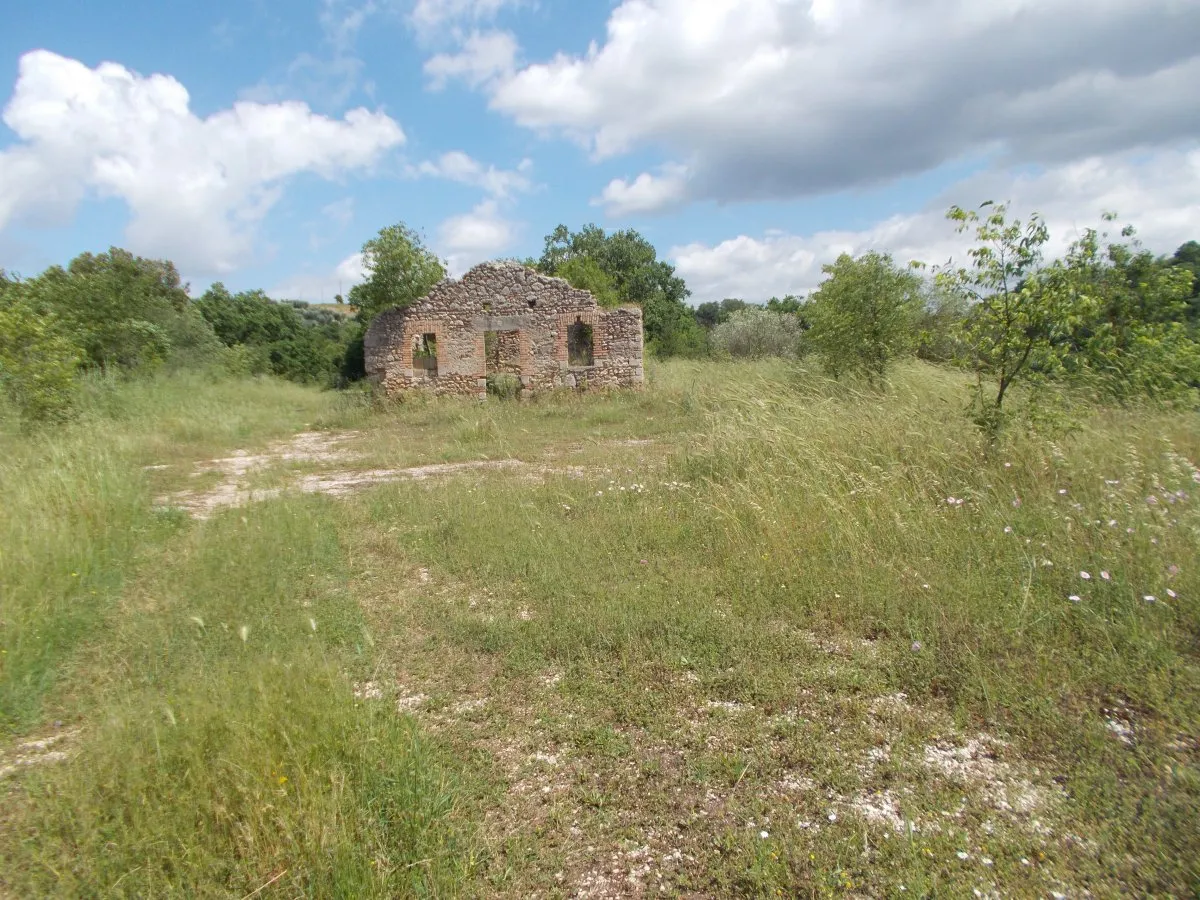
[364, 262, 645, 398]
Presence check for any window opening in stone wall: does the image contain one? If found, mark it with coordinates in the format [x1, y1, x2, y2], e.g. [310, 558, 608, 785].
[568, 318, 594, 367]
[413, 333, 438, 376]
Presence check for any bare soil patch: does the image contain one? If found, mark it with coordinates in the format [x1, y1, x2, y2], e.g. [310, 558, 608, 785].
[153, 430, 594, 517]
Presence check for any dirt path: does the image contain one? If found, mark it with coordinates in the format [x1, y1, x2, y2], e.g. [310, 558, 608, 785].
[152, 431, 593, 518]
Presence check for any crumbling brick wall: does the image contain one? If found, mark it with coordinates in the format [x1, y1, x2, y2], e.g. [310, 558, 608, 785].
[364, 262, 645, 398]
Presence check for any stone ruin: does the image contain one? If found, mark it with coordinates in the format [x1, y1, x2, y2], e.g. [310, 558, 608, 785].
[364, 261, 645, 399]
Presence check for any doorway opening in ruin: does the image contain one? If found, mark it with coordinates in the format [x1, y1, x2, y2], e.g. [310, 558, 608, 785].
[413, 333, 438, 377]
[485, 329, 523, 398]
[568, 318, 594, 367]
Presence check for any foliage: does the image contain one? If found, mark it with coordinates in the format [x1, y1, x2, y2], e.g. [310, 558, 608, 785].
[709, 307, 804, 359]
[694, 298, 749, 329]
[36, 249, 199, 372]
[485, 372, 522, 399]
[555, 255, 620, 307]
[913, 283, 969, 363]
[937, 203, 1063, 432]
[539, 224, 705, 356]
[196, 283, 358, 386]
[1051, 220, 1199, 402]
[805, 251, 923, 381]
[766, 294, 805, 316]
[348, 223, 445, 326]
[940, 205, 1200, 435]
[1171, 240, 1200, 318]
[0, 280, 81, 423]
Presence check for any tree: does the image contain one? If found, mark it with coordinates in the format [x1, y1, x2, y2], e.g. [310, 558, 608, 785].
[766, 295, 805, 316]
[0, 276, 81, 422]
[806, 251, 923, 381]
[709, 307, 804, 359]
[195, 284, 357, 385]
[936, 203, 1067, 431]
[913, 282, 969, 363]
[1170, 240, 1200, 323]
[694, 298, 749, 329]
[538, 224, 704, 356]
[1048, 219, 1198, 401]
[196, 284, 304, 348]
[556, 256, 620, 307]
[348, 223, 445, 325]
[20, 248, 194, 373]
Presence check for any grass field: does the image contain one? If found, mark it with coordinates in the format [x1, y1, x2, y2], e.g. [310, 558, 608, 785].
[1, 361, 1198, 897]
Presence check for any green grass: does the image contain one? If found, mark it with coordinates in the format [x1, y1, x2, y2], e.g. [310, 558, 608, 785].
[2, 360, 1198, 896]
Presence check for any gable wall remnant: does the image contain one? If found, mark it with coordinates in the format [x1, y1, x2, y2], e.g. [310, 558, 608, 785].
[364, 262, 645, 398]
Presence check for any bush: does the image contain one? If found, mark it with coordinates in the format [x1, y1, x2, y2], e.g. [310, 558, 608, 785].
[709, 307, 804, 359]
[806, 251, 923, 381]
[557, 256, 620, 307]
[0, 290, 81, 424]
[196, 284, 359, 387]
[486, 373, 522, 399]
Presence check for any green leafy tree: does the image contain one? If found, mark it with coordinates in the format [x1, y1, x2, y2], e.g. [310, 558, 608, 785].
[694, 298, 750, 329]
[556, 256, 620, 307]
[766, 295, 805, 316]
[709, 307, 804, 359]
[1048, 219, 1198, 401]
[196, 284, 355, 385]
[74, 249, 189, 369]
[348, 223, 445, 325]
[18, 249, 193, 373]
[197, 284, 304, 347]
[538, 224, 704, 356]
[913, 283, 969, 363]
[937, 203, 1066, 431]
[806, 251, 923, 381]
[0, 276, 81, 423]
[1169, 240, 1200, 323]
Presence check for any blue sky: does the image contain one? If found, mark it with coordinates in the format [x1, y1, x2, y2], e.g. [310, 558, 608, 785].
[2, 0, 1198, 304]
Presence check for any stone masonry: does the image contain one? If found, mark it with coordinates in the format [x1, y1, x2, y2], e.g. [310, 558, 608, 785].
[364, 262, 645, 399]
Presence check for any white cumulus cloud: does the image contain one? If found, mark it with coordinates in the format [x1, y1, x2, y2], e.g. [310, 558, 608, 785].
[437, 199, 518, 274]
[596, 163, 690, 216]
[424, 30, 519, 90]
[410, 0, 525, 34]
[413, 150, 532, 197]
[469, 0, 1200, 204]
[0, 51, 405, 274]
[670, 149, 1200, 303]
[270, 251, 368, 302]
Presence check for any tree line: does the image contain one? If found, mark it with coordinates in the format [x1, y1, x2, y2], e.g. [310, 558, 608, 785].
[697, 205, 1198, 434]
[2, 207, 1197, 428]
[0, 249, 364, 422]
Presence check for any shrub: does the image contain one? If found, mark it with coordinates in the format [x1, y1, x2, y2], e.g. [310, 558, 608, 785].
[806, 251, 923, 381]
[486, 373, 522, 399]
[709, 307, 804, 359]
[557, 256, 620, 307]
[0, 289, 81, 423]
